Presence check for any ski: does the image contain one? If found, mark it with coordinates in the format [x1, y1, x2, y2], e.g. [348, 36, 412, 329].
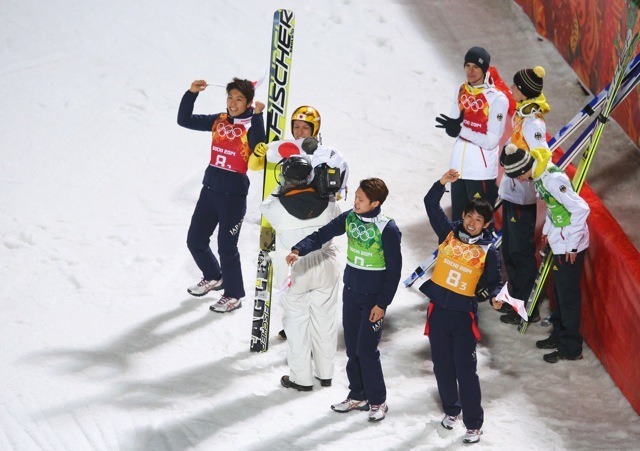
[546, 51, 640, 151]
[404, 49, 640, 288]
[519, 32, 640, 334]
[250, 9, 295, 352]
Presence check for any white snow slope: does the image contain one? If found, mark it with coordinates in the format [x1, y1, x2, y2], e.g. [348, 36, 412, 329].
[1, 0, 639, 450]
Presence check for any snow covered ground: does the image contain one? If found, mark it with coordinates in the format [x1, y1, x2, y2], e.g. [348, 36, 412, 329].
[1, 0, 639, 449]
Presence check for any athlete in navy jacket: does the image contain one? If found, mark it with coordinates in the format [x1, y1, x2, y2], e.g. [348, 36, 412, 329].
[286, 178, 401, 422]
[420, 169, 502, 444]
[178, 78, 265, 312]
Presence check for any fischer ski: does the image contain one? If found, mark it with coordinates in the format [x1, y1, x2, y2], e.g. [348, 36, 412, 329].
[519, 32, 640, 334]
[250, 9, 295, 352]
[404, 49, 640, 288]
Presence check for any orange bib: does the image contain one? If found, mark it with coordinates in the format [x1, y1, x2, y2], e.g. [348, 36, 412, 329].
[431, 231, 489, 296]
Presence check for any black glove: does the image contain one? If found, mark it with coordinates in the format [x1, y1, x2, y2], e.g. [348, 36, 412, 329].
[435, 110, 464, 138]
[475, 286, 491, 303]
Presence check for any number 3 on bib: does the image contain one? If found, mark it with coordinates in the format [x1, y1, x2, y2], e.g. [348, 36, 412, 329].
[445, 269, 468, 292]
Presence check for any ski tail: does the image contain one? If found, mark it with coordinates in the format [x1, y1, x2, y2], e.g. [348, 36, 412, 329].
[250, 9, 295, 352]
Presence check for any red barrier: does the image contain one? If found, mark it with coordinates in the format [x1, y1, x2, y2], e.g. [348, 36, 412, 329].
[513, 0, 640, 417]
[553, 155, 640, 414]
[514, 0, 640, 147]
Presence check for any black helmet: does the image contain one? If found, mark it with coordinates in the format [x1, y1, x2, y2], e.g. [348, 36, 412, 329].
[281, 155, 313, 186]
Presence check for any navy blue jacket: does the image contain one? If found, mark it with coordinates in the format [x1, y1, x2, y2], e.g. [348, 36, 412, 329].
[419, 181, 502, 312]
[177, 90, 266, 196]
[292, 207, 402, 309]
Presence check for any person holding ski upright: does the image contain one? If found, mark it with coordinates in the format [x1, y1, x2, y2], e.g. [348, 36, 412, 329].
[249, 106, 349, 199]
[248, 105, 320, 173]
[178, 78, 265, 313]
[498, 66, 550, 325]
[420, 169, 502, 444]
[249, 106, 349, 340]
[500, 144, 590, 363]
[260, 156, 341, 392]
[285, 178, 402, 422]
[435, 47, 510, 221]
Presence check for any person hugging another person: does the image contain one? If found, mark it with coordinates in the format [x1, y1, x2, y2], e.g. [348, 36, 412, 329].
[260, 155, 341, 391]
[498, 66, 550, 325]
[285, 178, 402, 422]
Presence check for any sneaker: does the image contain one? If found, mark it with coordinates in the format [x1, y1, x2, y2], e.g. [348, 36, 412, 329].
[441, 414, 458, 430]
[368, 402, 388, 421]
[280, 375, 312, 392]
[536, 336, 559, 349]
[209, 296, 242, 313]
[463, 429, 482, 444]
[543, 350, 583, 363]
[500, 310, 521, 325]
[187, 278, 223, 297]
[315, 376, 332, 387]
[331, 398, 370, 413]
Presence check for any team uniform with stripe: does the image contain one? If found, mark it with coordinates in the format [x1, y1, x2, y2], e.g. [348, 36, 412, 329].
[292, 207, 402, 406]
[498, 100, 550, 301]
[447, 77, 509, 220]
[419, 180, 502, 432]
[532, 160, 590, 359]
[260, 189, 341, 387]
[178, 90, 265, 299]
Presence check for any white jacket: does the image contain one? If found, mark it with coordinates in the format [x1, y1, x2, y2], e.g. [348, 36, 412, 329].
[265, 139, 349, 198]
[260, 193, 341, 283]
[448, 83, 509, 180]
[260, 193, 341, 385]
[499, 109, 548, 205]
[534, 167, 590, 255]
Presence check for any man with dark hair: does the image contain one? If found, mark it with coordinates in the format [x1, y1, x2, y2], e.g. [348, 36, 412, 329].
[177, 77, 265, 312]
[420, 169, 503, 444]
[226, 77, 256, 104]
[286, 178, 402, 422]
[435, 46, 510, 221]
